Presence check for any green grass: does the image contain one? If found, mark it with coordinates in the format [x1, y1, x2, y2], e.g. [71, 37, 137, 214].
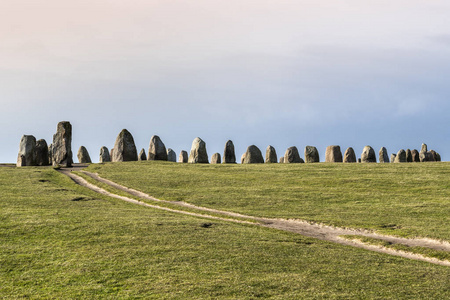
[1, 167, 449, 298]
[86, 161, 450, 240]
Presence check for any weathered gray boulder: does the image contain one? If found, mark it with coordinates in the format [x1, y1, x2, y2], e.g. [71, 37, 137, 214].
[35, 139, 49, 166]
[279, 157, 285, 163]
[265, 145, 278, 163]
[148, 135, 167, 161]
[419, 143, 428, 162]
[379, 147, 389, 163]
[390, 154, 396, 163]
[361, 146, 376, 163]
[394, 149, 406, 163]
[428, 150, 437, 162]
[223, 140, 236, 163]
[304, 146, 319, 163]
[242, 145, 264, 164]
[325, 145, 342, 163]
[188, 137, 209, 163]
[411, 149, 420, 162]
[167, 148, 176, 162]
[99, 146, 111, 163]
[211, 153, 221, 164]
[111, 129, 138, 162]
[48, 144, 53, 165]
[52, 121, 73, 167]
[179, 150, 188, 163]
[17, 135, 37, 167]
[284, 146, 304, 163]
[406, 149, 412, 163]
[77, 146, 92, 163]
[343, 147, 356, 163]
[435, 152, 442, 162]
[138, 148, 147, 161]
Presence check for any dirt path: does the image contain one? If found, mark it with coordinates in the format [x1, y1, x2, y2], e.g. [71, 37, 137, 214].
[59, 167, 450, 267]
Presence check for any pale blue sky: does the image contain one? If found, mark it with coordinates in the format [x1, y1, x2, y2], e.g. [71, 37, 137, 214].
[1, 0, 449, 163]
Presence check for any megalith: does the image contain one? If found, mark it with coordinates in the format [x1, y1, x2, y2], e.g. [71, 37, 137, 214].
[390, 154, 397, 163]
[138, 148, 147, 161]
[52, 121, 73, 167]
[361, 146, 376, 163]
[99, 146, 111, 163]
[35, 139, 50, 166]
[167, 148, 177, 162]
[48, 144, 53, 165]
[17, 135, 37, 167]
[428, 150, 437, 162]
[419, 143, 428, 162]
[179, 150, 188, 163]
[111, 129, 138, 162]
[77, 146, 92, 163]
[304, 146, 319, 163]
[406, 149, 412, 163]
[411, 149, 420, 162]
[148, 135, 168, 161]
[223, 140, 236, 163]
[188, 137, 209, 163]
[343, 147, 356, 163]
[279, 157, 285, 163]
[110, 148, 114, 160]
[211, 153, 221, 164]
[242, 145, 264, 164]
[325, 145, 342, 163]
[265, 145, 278, 163]
[284, 146, 304, 163]
[379, 147, 389, 163]
[394, 149, 406, 163]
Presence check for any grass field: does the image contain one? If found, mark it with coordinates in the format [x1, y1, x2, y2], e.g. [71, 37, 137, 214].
[1, 165, 449, 298]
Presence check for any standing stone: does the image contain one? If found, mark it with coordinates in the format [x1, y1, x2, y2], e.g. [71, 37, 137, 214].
[211, 153, 221, 164]
[361, 146, 376, 163]
[304, 146, 319, 163]
[17, 135, 37, 167]
[434, 152, 442, 162]
[110, 148, 114, 161]
[148, 135, 168, 161]
[99, 146, 111, 163]
[419, 143, 428, 162]
[77, 146, 92, 163]
[325, 146, 343, 163]
[357, 158, 362, 163]
[428, 150, 437, 162]
[394, 149, 406, 163]
[179, 151, 188, 163]
[279, 157, 285, 163]
[35, 139, 49, 166]
[242, 145, 264, 164]
[111, 129, 138, 162]
[48, 144, 53, 165]
[405, 149, 412, 162]
[284, 146, 304, 163]
[379, 147, 389, 163]
[411, 149, 420, 162]
[223, 140, 236, 164]
[265, 145, 278, 163]
[138, 148, 147, 161]
[167, 148, 177, 162]
[188, 137, 209, 163]
[52, 121, 73, 167]
[343, 147, 357, 163]
[390, 154, 397, 163]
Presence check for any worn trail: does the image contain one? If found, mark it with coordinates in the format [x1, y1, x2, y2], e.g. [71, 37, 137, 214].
[59, 167, 450, 267]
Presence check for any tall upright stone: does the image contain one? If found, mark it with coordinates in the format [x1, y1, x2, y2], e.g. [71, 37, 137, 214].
[77, 146, 92, 164]
[361, 146, 376, 163]
[48, 144, 53, 165]
[35, 139, 49, 166]
[411, 149, 420, 162]
[167, 148, 177, 162]
[265, 145, 278, 163]
[279, 157, 285, 163]
[179, 150, 188, 163]
[343, 147, 356, 163]
[419, 143, 428, 162]
[406, 149, 412, 163]
[138, 148, 147, 161]
[394, 149, 406, 163]
[110, 148, 114, 160]
[148, 135, 168, 161]
[211, 153, 221, 164]
[188, 137, 209, 163]
[17, 135, 37, 167]
[304, 146, 319, 163]
[284, 146, 304, 163]
[390, 154, 397, 163]
[223, 140, 236, 164]
[325, 146, 342, 163]
[242, 145, 264, 164]
[111, 129, 138, 162]
[379, 147, 389, 163]
[99, 146, 111, 163]
[52, 121, 73, 167]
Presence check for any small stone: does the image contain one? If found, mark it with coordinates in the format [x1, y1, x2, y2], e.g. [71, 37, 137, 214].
[148, 135, 167, 161]
[99, 146, 111, 163]
[390, 154, 396, 163]
[325, 146, 343, 163]
[406, 149, 412, 163]
[167, 148, 177, 162]
[179, 151, 188, 163]
[77, 146, 92, 163]
[48, 144, 53, 165]
[379, 147, 389, 163]
[411, 149, 420, 162]
[394, 149, 406, 163]
[111, 129, 138, 162]
[35, 139, 50, 166]
[304, 146, 319, 163]
[52, 121, 73, 167]
[242, 145, 264, 164]
[279, 157, 285, 163]
[343, 147, 356, 163]
[138, 148, 147, 161]
[265, 145, 278, 163]
[211, 153, 221, 164]
[188, 137, 209, 163]
[284, 146, 304, 163]
[17, 135, 36, 167]
[361, 146, 376, 163]
[357, 158, 362, 163]
[223, 140, 236, 164]
[110, 148, 114, 160]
